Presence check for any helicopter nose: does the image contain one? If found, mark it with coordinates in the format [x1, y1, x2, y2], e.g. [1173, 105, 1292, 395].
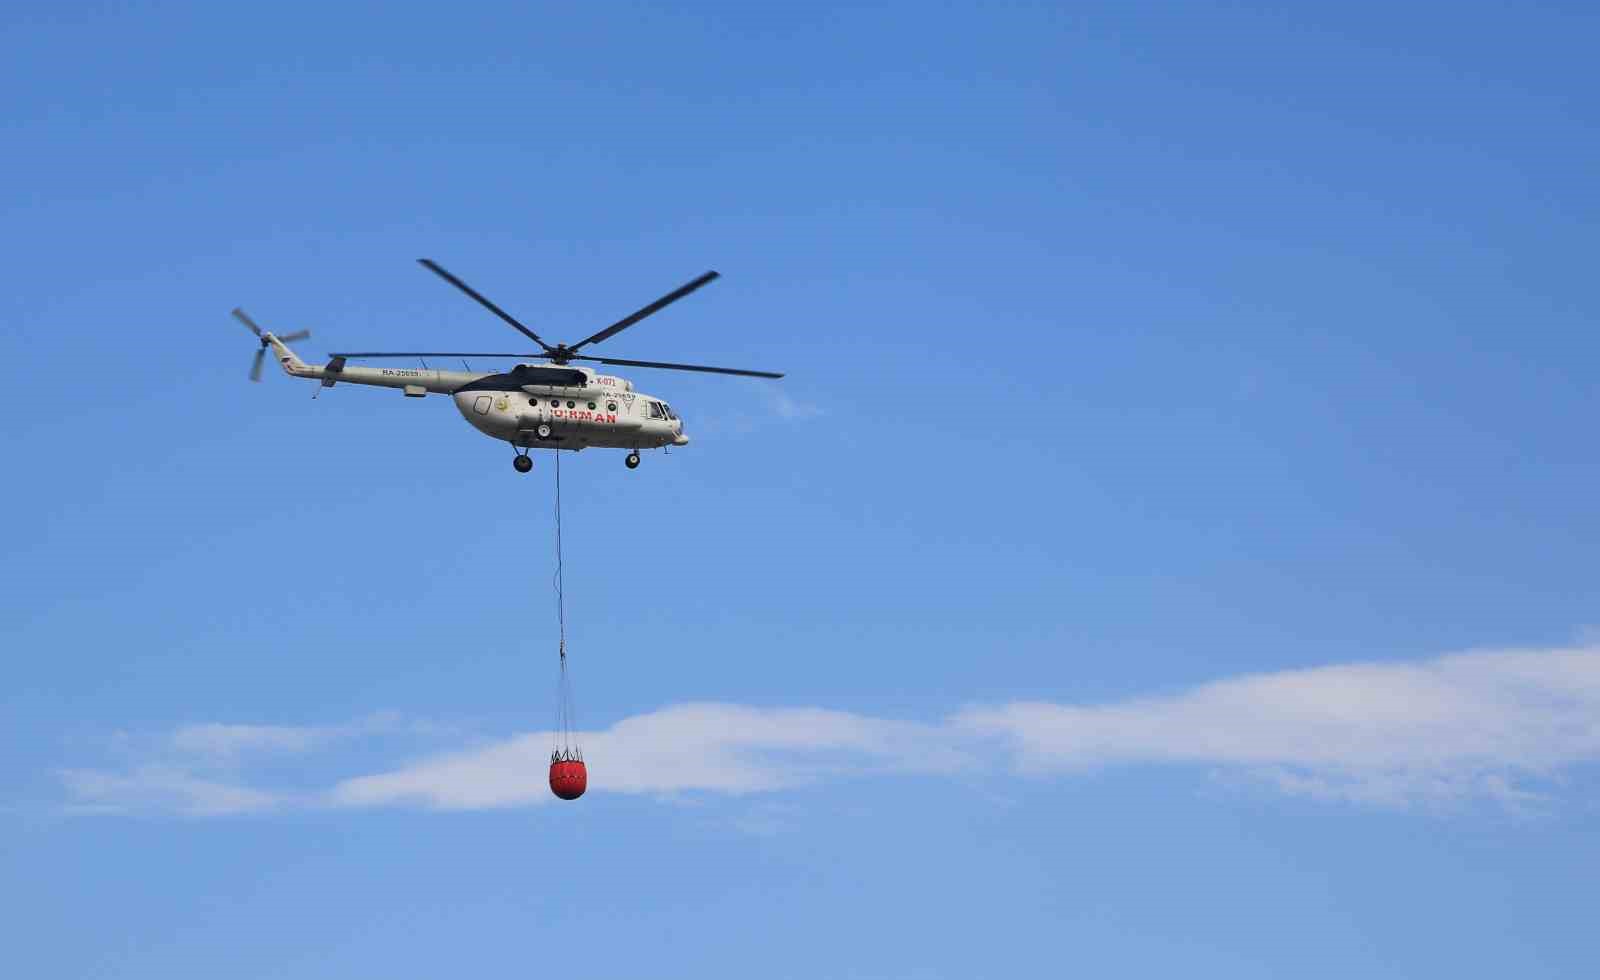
[673, 432, 690, 446]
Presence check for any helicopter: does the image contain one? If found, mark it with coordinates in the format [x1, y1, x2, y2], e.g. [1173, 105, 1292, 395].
[234, 259, 784, 472]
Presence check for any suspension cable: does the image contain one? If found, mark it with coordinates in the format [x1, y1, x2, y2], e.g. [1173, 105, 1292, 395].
[551, 449, 580, 763]
[554, 446, 566, 656]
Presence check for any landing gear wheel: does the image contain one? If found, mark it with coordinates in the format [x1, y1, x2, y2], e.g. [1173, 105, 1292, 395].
[536, 422, 553, 439]
[513, 454, 533, 473]
[625, 452, 641, 470]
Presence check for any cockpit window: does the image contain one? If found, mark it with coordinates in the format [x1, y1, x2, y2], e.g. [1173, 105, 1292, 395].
[647, 401, 666, 420]
[663, 404, 676, 420]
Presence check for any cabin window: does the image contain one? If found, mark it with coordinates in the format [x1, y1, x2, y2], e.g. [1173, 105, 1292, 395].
[607, 401, 618, 412]
[587, 402, 596, 410]
[549, 399, 559, 406]
[567, 400, 575, 409]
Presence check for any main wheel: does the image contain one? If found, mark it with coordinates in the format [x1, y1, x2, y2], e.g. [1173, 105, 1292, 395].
[536, 422, 553, 439]
[513, 454, 533, 473]
[625, 452, 641, 470]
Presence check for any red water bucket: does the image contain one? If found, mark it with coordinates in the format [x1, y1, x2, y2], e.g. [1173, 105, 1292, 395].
[549, 759, 587, 800]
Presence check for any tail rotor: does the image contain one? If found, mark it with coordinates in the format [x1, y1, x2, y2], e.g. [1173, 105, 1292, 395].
[233, 308, 310, 382]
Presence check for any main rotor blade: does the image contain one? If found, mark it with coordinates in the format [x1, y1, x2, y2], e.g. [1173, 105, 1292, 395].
[277, 329, 312, 343]
[331, 351, 544, 360]
[576, 354, 783, 379]
[232, 308, 264, 337]
[417, 259, 552, 352]
[249, 347, 266, 381]
[568, 271, 720, 352]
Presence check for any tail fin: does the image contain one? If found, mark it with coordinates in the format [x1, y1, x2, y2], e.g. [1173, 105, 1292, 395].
[266, 333, 311, 376]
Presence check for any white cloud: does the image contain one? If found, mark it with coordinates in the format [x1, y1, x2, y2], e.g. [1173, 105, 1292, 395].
[56, 644, 1600, 816]
[957, 646, 1600, 807]
[332, 703, 965, 810]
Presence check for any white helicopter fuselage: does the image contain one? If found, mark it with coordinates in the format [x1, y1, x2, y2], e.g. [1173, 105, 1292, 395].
[266, 333, 688, 452]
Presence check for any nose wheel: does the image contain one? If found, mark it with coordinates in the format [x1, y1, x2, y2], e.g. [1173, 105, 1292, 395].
[625, 452, 641, 470]
[513, 451, 533, 473]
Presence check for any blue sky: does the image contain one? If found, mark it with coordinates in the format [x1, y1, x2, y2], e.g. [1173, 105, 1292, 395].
[3, 1, 1599, 976]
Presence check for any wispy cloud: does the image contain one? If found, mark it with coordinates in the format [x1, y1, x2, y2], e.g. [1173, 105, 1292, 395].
[690, 380, 823, 438]
[168, 722, 343, 759]
[758, 384, 822, 421]
[55, 644, 1600, 816]
[164, 711, 447, 761]
[58, 765, 287, 816]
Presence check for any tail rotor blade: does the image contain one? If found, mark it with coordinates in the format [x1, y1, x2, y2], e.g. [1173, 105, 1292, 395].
[277, 329, 311, 343]
[233, 308, 265, 338]
[250, 347, 266, 382]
